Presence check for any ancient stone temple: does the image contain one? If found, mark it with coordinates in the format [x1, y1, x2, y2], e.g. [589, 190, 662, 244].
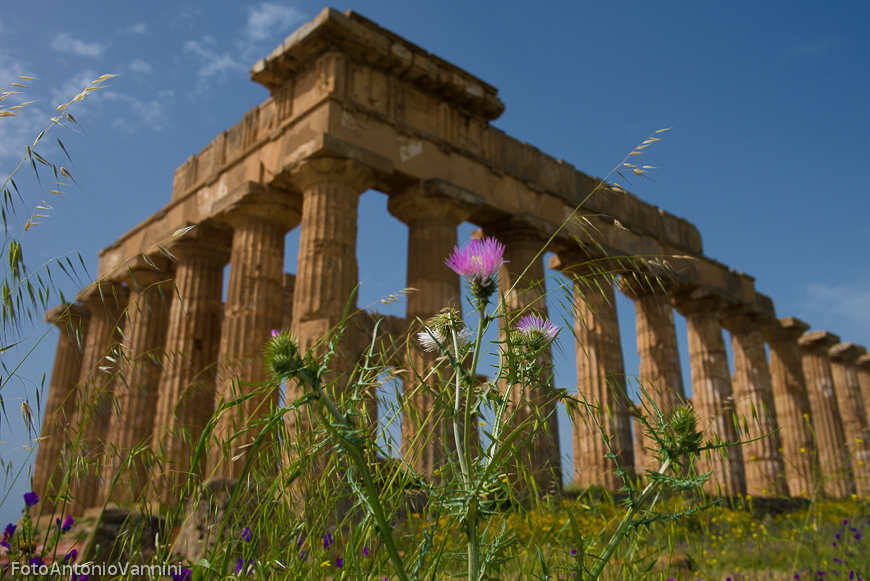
[35, 8, 869, 511]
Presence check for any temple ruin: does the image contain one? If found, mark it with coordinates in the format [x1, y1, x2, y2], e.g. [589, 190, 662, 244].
[34, 8, 870, 512]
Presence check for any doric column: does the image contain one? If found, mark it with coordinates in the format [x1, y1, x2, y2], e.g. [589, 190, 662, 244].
[799, 330, 852, 498]
[857, 353, 870, 437]
[482, 221, 561, 495]
[33, 304, 91, 514]
[763, 317, 818, 497]
[387, 180, 478, 481]
[828, 342, 870, 496]
[150, 226, 230, 504]
[721, 298, 787, 497]
[618, 276, 685, 476]
[672, 289, 745, 496]
[210, 185, 301, 479]
[73, 282, 128, 512]
[100, 260, 173, 505]
[551, 251, 632, 492]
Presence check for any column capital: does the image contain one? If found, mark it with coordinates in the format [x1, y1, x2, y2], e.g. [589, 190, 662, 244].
[481, 214, 559, 246]
[117, 255, 172, 288]
[45, 303, 91, 325]
[799, 330, 841, 353]
[671, 286, 725, 317]
[212, 181, 302, 231]
[762, 316, 810, 343]
[720, 297, 776, 335]
[388, 179, 482, 225]
[548, 247, 621, 278]
[616, 274, 673, 301]
[829, 342, 866, 364]
[857, 353, 870, 369]
[289, 156, 379, 193]
[79, 281, 130, 311]
[164, 222, 232, 265]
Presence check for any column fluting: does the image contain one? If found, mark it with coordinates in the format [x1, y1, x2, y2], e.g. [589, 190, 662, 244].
[151, 229, 230, 503]
[799, 330, 852, 498]
[100, 263, 173, 505]
[672, 290, 745, 496]
[33, 304, 91, 514]
[763, 317, 819, 497]
[619, 276, 685, 476]
[828, 342, 870, 497]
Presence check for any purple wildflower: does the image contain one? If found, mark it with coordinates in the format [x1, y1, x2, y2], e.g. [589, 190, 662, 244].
[844, 520, 849, 525]
[796, 576, 800, 580]
[570, 549, 577, 556]
[65, 549, 77, 563]
[57, 515, 74, 532]
[446, 237, 506, 287]
[29, 556, 42, 567]
[172, 568, 192, 581]
[323, 533, 333, 549]
[23, 492, 39, 507]
[363, 545, 369, 557]
[236, 557, 244, 575]
[300, 549, 308, 562]
[3, 524, 14, 538]
[850, 572, 855, 581]
[71, 574, 88, 581]
[271, 329, 279, 338]
[241, 527, 251, 542]
[336, 558, 344, 569]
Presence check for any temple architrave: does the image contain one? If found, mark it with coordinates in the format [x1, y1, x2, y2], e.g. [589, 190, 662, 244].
[34, 8, 870, 510]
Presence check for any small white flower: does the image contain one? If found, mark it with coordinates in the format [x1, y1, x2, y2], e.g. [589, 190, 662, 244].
[417, 326, 472, 353]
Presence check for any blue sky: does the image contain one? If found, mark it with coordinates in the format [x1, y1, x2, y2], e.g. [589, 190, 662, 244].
[1, 1, 869, 522]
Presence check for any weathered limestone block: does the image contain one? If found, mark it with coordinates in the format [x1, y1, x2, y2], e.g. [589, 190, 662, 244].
[618, 276, 685, 476]
[73, 282, 129, 512]
[799, 330, 853, 498]
[100, 261, 174, 506]
[828, 342, 870, 497]
[388, 180, 478, 481]
[33, 304, 91, 514]
[151, 227, 230, 504]
[763, 317, 818, 498]
[210, 185, 301, 479]
[672, 289, 745, 497]
[483, 221, 561, 495]
[721, 300, 787, 497]
[552, 252, 632, 492]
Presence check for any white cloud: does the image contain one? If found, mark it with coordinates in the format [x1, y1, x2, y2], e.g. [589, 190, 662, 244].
[793, 280, 870, 345]
[184, 37, 246, 94]
[50, 33, 106, 58]
[123, 22, 147, 35]
[0, 53, 47, 161]
[107, 90, 174, 132]
[245, 3, 305, 44]
[128, 59, 152, 75]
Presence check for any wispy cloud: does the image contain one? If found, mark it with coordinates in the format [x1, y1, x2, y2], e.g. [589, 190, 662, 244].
[0, 52, 47, 161]
[108, 90, 174, 132]
[128, 59, 152, 75]
[244, 3, 305, 45]
[184, 36, 246, 95]
[123, 22, 147, 35]
[182, 3, 306, 94]
[50, 33, 106, 58]
[793, 280, 870, 345]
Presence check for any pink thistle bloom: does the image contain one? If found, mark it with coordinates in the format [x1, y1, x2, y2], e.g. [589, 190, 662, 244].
[516, 314, 559, 344]
[445, 238, 506, 288]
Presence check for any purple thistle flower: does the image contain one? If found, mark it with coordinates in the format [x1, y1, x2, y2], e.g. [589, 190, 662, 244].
[515, 314, 559, 345]
[446, 237, 506, 286]
[336, 558, 344, 569]
[23, 492, 39, 507]
[271, 329, 279, 338]
[65, 549, 77, 563]
[172, 568, 192, 581]
[241, 526, 251, 542]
